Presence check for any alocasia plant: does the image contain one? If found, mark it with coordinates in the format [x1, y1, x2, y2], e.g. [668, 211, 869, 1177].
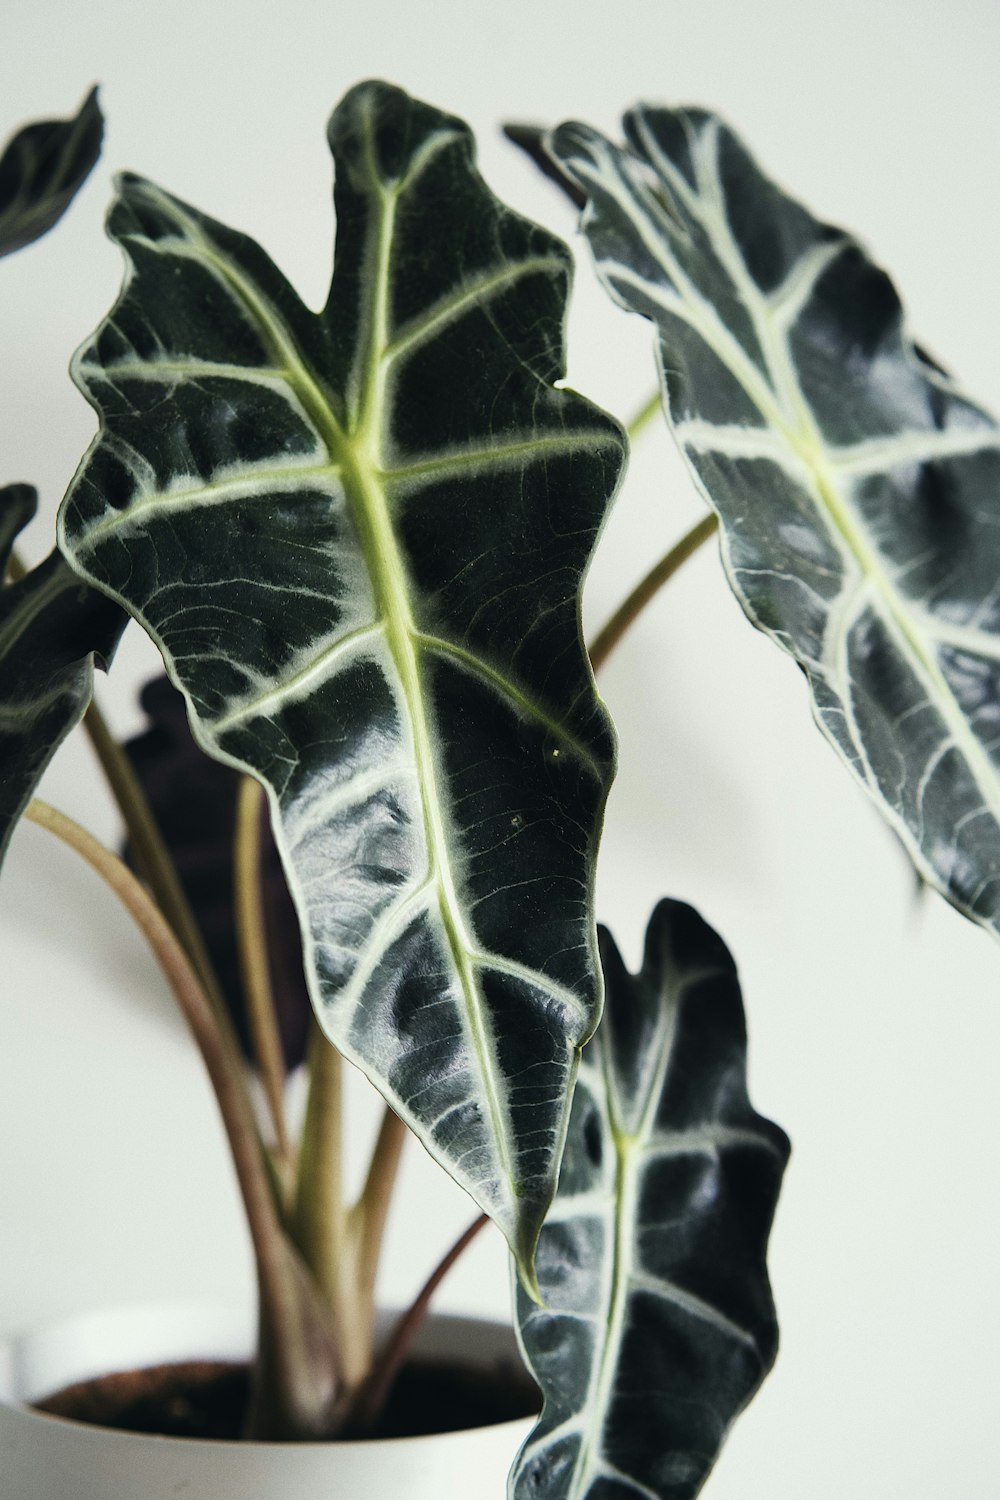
[7, 71, 989, 1499]
[57, 81, 625, 1285]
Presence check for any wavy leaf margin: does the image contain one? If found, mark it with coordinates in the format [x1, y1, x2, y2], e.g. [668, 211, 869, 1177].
[551, 106, 1000, 943]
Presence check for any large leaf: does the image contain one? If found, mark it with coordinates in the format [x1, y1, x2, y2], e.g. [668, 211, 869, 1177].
[551, 108, 1000, 941]
[57, 80, 624, 1274]
[0, 88, 102, 257]
[513, 900, 788, 1500]
[0, 484, 125, 860]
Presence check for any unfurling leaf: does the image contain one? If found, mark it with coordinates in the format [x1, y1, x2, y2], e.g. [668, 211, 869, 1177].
[0, 485, 125, 861]
[513, 900, 788, 1500]
[553, 107, 1000, 943]
[58, 81, 624, 1276]
[0, 88, 102, 257]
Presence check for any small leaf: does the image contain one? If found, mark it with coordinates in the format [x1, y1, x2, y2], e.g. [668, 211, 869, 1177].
[58, 81, 624, 1275]
[552, 107, 1000, 944]
[0, 88, 103, 257]
[124, 675, 312, 1070]
[512, 900, 788, 1500]
[0, 484, 125, 861]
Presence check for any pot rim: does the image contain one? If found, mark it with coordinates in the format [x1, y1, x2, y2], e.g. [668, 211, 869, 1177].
[0, 1297, 535, 1450]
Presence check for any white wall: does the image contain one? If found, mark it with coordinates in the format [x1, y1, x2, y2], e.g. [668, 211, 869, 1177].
[2, 2, 999, 1495]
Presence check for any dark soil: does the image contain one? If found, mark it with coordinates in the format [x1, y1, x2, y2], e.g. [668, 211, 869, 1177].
[34, 1355, 540, 1441]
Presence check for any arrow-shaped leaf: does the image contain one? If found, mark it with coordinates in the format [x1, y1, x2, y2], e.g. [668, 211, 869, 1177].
[58, 81, 624, 1274]
[0, 484, 125, 860]
[513, 899, 789, 1500]
[552, 108, 1000, 942]
[0, 88, 102, 257]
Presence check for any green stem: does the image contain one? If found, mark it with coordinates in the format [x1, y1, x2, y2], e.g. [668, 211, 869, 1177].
[626, 390, 662, 443]
[234, 775, 291, 1169]
[588, 512, 719, 673]
[25, 798, 342, 1439]
[293, 1023, 345, 1307]
[293, 1042, 408, 1392]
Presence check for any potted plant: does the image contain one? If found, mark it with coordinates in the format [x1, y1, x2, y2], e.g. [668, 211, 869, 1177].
[1, 74, 992, 1497]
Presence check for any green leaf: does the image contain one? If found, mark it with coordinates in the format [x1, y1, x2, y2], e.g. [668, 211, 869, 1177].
[0, 484, 125, 860]
[57, 80, 624, 1275]
[512, 900, 788, 1500]
[551, 108, 1000, 942]
[0, 88, 102, 257]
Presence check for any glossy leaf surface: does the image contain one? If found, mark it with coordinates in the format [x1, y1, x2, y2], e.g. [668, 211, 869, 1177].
[0, 88, 102, 256]
[513, 900, 788, 1500]
[0, 484, 124, 860]
[553, 108, 1000, 940]
[59, 81, 623, 1272]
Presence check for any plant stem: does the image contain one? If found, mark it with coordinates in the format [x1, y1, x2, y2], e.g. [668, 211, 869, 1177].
[294, 1028, 378, 1388]
[82, 698, 226, 1017]
[293, 1024, 345, 1306]
[234, 775, 291, 1169]
[588, 511, 719, 673]
[25, 798, 342, 1438]
[626, 390, 662, 443]
[345, 1214, 490, 1436]
[293, 1042, 408, 1391]
[25, 796, 284, 1275]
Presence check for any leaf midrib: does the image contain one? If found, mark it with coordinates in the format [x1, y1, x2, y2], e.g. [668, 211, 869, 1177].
[566, 976, 680, 1499]
[343, 112, 517, 1213]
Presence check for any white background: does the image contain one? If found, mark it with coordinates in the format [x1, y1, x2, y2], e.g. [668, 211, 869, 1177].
[2, 1, 1000, 1496]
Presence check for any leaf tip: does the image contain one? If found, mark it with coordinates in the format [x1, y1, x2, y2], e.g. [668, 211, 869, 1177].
[504, 122, 586, 210]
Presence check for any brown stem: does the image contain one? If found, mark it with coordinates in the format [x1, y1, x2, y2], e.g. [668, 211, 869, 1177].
[82, 698, 227, 1019]
[25, 799, 341, 1438]
[588, 512, 719, 673]
[344, 1214, 490, 1436]
[234, 775, 291, 1166]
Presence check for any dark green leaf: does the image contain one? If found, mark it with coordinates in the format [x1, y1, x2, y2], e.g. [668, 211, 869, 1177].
[0, 88, 102, 257]
[552, 108, 1000, 943]
[513, 900, 788, 1500]
[58, 81, 624, 1275]
[0, 484, 125, 860]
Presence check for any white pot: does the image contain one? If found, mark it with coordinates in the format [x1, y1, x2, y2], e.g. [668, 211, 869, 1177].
[0, 1301, 534, 1499]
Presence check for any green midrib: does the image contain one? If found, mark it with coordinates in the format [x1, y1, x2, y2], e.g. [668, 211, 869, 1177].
[342, 149, 518, 1230]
